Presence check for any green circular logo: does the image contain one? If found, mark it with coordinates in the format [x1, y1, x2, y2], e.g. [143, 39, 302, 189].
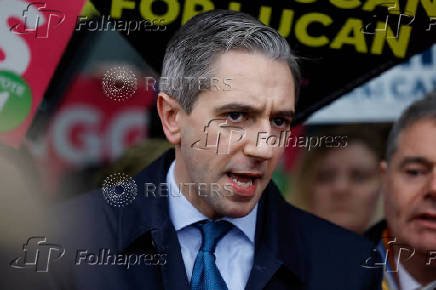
[0, 71, 32, 132]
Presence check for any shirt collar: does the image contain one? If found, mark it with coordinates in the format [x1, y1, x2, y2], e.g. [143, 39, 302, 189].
[398, 261, 436, 290]
[167, 160, 257, 244]
[398, 261, 421, 290]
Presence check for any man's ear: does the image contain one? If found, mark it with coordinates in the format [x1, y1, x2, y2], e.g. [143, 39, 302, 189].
[157, 93, 183, 145]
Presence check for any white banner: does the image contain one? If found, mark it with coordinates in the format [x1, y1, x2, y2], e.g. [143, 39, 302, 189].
[308, 44, 436, 124]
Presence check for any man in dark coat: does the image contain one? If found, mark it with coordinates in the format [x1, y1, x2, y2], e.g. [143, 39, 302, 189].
[365, 93, 436, 290]
[47, 9, 382, 290]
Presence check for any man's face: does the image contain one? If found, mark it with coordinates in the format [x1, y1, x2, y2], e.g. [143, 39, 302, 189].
[383, 119, 436, 253]
[175, 50, 295, 219]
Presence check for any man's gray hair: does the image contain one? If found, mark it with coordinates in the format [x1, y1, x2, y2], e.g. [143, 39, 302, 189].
[159, 9, 300, 114]
[386, 90, 436, 163]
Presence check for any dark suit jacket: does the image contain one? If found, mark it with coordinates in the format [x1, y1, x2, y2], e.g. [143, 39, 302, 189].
[48, 149, 382, 290]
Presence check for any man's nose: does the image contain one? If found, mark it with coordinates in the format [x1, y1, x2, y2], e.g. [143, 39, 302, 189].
[243, 121, 274, 160]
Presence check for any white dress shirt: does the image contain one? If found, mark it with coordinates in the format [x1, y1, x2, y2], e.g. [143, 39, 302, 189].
[166, 161, 257, 290]
[398, 262, 436, 290]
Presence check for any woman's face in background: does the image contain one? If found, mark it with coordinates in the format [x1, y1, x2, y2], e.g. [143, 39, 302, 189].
[309, 142, 381, 233]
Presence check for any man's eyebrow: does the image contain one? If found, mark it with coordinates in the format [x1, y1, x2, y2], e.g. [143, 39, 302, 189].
[399, 156, 433, 167]
[214, 103, 262, 115]
[214, 103, 295, 119]
[272, 110, 295, 119]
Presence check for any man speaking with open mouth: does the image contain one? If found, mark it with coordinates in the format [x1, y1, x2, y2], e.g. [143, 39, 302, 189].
[48, 9, 382, 290]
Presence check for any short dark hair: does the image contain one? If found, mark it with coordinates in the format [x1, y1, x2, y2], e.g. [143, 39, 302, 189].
[159, 9, 300, 113]
[386, 90, 436, 163]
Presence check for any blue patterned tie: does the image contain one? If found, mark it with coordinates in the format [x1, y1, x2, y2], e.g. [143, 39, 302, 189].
[190, 220, 234, 290]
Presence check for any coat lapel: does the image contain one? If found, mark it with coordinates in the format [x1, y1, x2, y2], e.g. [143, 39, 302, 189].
[118, 149, 190, 290]
[245, 182, 305, 289]
[152, 218, 190, 290]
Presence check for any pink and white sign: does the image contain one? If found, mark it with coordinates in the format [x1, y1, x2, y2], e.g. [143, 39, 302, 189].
[0, 0, 86, 146]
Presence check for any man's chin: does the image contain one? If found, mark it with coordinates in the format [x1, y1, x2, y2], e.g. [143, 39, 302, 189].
[217, 200, 257, 219]
[411, 236, 436, 254]
[395, 230, 436, 255]
[226, 210, 250, 219]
